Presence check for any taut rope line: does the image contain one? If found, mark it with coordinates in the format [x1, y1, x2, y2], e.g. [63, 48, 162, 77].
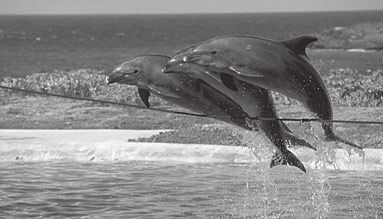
[0, 85, 207, 118]
[1, 85, 382, 125]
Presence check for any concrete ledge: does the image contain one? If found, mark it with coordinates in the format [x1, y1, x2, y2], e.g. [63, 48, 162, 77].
[0, 130, 382, 171]
[0, 129, 170, 142]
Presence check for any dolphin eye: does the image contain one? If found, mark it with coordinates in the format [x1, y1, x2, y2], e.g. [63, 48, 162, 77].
[211, 50, 217, 55]
[133, 69, 139, 74]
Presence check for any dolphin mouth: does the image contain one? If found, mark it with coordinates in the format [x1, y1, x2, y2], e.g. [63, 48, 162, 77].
[106, 72, 137, 84]
[106, 75, 124, 84]
[106, 73, 126, 84]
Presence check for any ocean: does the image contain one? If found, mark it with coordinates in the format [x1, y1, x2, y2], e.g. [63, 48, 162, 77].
[1, 10, 383, 79]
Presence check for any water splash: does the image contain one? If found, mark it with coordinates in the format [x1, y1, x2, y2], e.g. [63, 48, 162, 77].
[301, 122, 332, 218]
[306, 170, 331, 218]
[229, 128, 283, 218]
[229, 121, 337, 218]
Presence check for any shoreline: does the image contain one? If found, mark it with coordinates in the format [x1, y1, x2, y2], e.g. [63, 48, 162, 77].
[308, 48, 383, 52]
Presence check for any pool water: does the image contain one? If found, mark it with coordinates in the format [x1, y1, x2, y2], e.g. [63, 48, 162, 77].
[1, 161, 382, 218]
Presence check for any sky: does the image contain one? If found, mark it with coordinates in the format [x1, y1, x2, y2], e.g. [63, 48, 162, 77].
[1, 0, 383, 15]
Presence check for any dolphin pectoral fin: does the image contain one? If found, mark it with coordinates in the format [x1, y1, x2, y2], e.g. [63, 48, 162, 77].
[326, 132, 363, 149]
[220, 73, 239, 91]
[280, 35, 318, 59]
[148, 85, 181, 99]
[138, 88, 151, 108]
[284, 132, 317, 151]
[229, 65, 264, 77]
[270, 150, 306, 173]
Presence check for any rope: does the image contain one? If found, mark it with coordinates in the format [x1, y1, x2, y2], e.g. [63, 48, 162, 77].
[1, 85, 383, 125]
[255, 117, 383, 125]
[0, 85, 207, 118]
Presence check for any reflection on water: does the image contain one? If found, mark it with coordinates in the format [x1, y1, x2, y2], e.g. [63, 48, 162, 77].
[0, 161, 382, 218]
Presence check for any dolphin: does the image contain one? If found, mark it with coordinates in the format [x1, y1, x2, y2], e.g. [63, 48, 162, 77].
[164, 45, 315, 151]
[107, 54, 314, 150]
[107, 54, 310, 172]
[163, 61, 316, 151]
[164, 61, 308, 172]
[106, 54, 251, 129]
[165, 35, 361, 149]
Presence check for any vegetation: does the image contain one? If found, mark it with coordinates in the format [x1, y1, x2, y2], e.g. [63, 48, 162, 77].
[326, 68, 383, 106]
[0, 69, 167, 107]
[2, 68, 382, 107]
[314, 22, 383, 50]
[129, 123, 243, 146]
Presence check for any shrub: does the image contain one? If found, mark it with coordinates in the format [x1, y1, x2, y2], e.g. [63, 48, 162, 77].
[1, 68, 382, 107]
[0, 69, 168, 107]
[315, 22, 383, 49]
[326, 68, 383, 106]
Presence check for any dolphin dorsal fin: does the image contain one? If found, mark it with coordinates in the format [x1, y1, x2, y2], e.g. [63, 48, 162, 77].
[280, 35, 317, 59]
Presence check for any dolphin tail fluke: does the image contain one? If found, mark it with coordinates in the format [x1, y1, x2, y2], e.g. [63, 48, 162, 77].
[270, 150, 306, 173]
[284, 132, 317, 151]
[326, 132, 362, 149]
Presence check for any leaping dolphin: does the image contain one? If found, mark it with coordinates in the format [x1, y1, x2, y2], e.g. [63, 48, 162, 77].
[107, 55, 250, 129]
[165, 35, 361, 149]
[163, 61, 308, 172]
[163, 45, 315, 151]
[108, 55, 309, 172]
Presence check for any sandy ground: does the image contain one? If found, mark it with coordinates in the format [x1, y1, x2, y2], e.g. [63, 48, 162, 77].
[0, 129, 382, 171]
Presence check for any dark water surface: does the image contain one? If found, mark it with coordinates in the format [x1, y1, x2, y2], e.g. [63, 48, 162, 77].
[1, 11, 383, 79]
[0, 161, 382, 218]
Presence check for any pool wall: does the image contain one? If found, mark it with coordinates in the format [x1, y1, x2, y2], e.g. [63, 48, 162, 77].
[0, 130, 381, 171]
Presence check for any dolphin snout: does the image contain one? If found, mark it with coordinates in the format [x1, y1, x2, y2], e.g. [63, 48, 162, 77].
[106, 72, 125, 84]
[106, 76, 112, 84]
[161, 63, 173, 73]
[162, 62, 187, 74]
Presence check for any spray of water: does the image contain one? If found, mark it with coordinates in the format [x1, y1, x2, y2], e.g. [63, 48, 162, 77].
[229, 127, 282, 218]
[300, 121, 332, 218]
[228, 120, 343, 218]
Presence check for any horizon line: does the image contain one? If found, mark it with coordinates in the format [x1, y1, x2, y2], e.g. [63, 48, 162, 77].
[1, 9, 382, 16]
